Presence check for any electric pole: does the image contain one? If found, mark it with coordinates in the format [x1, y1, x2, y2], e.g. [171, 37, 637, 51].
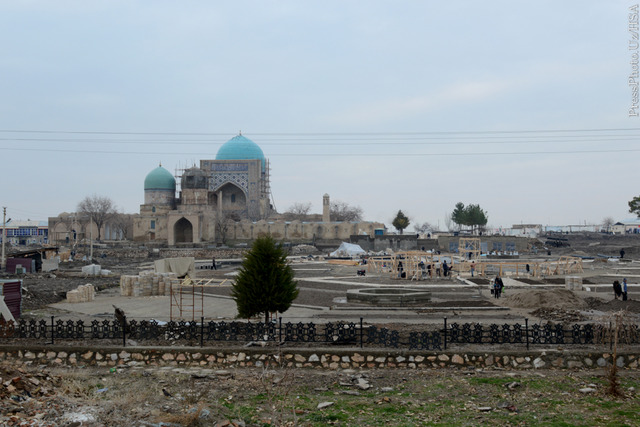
[1, 207, 6, 270]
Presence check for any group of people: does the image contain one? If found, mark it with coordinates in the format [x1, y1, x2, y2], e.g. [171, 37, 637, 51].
[613, 278, 628, 301]
[415, 259, 454, 279]
[491, 275, 504, 298]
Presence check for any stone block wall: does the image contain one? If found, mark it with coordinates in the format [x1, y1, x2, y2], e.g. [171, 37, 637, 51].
[1, 345, 638, 371]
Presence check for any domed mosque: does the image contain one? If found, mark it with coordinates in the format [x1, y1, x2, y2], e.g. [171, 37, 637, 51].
[133, 133, 383, 245]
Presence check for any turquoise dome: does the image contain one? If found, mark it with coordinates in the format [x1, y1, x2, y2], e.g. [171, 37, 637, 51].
[144, 165, 176, 191]
[216, 135, 265, 170]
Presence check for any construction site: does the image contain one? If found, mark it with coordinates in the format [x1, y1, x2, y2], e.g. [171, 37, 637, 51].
[0, 232, 636, 328]
[1, 231, 640, 426]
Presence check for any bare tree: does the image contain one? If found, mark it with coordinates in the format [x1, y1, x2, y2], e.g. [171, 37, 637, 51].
[414, 221, 433, 234]
[330, 201, 363, 222]
[284, 202, 312, 220]
[602, 216, 615, 233]
[110, 211, 130, 240]
[77, 195, 117, 241]
[215, 212, 241, 244]
[596, 310, 638, 397]
[443, 212, 453, 232]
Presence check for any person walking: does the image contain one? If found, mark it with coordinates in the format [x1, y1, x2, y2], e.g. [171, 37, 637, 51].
[623, 278, 628, 301]
[212, 256, 217, 270]
[613, 280, 622, 299]
[470, 261, 476, 277]
[494, 275, 504, 298]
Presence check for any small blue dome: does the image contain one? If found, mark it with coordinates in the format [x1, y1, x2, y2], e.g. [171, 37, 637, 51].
[144, 165, 176, 191]
[216, 135, 265, 170]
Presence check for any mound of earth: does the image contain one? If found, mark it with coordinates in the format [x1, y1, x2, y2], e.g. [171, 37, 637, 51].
[504, 289, 588, 310]
[586, 298, 640, 314]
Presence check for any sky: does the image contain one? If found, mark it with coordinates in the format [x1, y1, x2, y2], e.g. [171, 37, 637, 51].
[1, 0, 639, 230]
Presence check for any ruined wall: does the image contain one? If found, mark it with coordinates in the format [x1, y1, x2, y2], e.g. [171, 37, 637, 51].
[226, 220, 385, 243]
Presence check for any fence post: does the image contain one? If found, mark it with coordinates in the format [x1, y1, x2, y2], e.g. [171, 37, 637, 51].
[360, 317, 363, 349]
[525, 318, 529, 350]
[200, 316, 204, 348]
[279, 317, 282, 343]
[609, 321, 612, 351]
[121, 315, 127, 347]
[50, 316, 54, 345]
[443, 317, 447, 350]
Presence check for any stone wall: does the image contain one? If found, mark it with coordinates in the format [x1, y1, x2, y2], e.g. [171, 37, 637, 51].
[1, 345, 638, 371]
[351, 235, 536, 254]
[352, 235, 439, 252]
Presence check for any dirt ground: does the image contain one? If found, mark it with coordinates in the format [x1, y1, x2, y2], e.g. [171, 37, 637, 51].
[1, 359, 639, 426]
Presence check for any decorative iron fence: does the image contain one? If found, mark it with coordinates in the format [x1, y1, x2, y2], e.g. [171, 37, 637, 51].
[0, 316, 638, 350]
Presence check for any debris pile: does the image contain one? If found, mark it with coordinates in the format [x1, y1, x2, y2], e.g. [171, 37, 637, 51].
[65, 284, 96, 303]
[530, 308, 587, 322]
[0, 363, 61, 425]
[290, 244, 319, 255]
[586, 298, 640, 314]
[119, 271, 179, 297]
[505, 289, 588, 310]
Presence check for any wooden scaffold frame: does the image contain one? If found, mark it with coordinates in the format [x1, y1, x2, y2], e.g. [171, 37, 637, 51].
[170, 277, 228, 321]
[367, 251, 454, 280]
[541, 256, 584, 276]
[459, 237, 481, 261]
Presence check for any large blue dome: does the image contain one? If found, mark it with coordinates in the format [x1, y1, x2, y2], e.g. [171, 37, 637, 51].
[216, 135, 265, 170]
[144, 165, 176, 191]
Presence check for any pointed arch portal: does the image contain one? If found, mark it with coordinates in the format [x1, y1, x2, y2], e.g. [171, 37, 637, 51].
[174, 217, 193, 244]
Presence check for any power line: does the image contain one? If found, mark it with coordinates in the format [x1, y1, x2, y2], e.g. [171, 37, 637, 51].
[0, 147, 638, 156]
[1, 127, 640, 135]
[3, 207, 50, 219]
[1, 135, 639, 145]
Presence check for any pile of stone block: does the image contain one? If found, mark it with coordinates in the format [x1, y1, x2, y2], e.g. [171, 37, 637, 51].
[66, 284, 96, 303]
[82, 264, 102, 276]
[565, 276, 583, 291]
[119, 271, 179, 297]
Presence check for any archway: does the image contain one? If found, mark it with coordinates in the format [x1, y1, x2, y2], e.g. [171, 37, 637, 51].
[174, 218, 193, 244]
[218, 182, 247, 217]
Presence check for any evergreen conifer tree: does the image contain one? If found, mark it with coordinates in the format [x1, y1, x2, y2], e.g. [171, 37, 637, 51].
[231, 235, 299, 323]
[392, 210, 410, 234]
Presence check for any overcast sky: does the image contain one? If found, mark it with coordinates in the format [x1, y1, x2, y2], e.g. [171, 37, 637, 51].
[1, 1, 638, 230]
